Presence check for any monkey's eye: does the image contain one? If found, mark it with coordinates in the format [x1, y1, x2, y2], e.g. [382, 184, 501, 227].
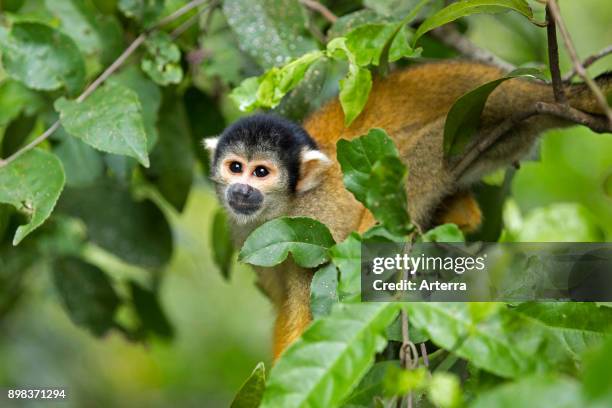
[253, 166, 269, 178]
[229, 161, 242, 174]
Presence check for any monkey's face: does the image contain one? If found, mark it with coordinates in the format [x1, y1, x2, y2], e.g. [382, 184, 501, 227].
[204, 115, 332, 227]
[213, 151, 291, 223]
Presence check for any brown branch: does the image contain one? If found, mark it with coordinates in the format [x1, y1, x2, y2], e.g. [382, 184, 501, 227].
[545, 6, 566, 104]
[0, 0, 211, 169]
[450, 101, 612, 180]
[547, 0, 612, 124]
[299, 0, 337, 24]
[563, 45, 612, 82]
[430, 25, 515, 72]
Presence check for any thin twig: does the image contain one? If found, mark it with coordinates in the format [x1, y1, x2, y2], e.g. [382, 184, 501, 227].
[450, 101, 612, 180]
[0, 0, 211, 168]
[430, 25, 515, 72]
[563, 45, 612, 82]
[545, 5, 566, 104]
[299, 0, 337, 23]
[171, 1, 215, 39]
[547, 0, 612, 124]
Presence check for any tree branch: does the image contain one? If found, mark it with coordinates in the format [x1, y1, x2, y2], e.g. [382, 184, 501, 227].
[545, 6, 566, 104]
[430, 25, 515, 72]
[0, 0, 211, 169]
[299, 0, 337, 24]
[450, 101, 612, 180]
[563, 45, 612, 82]
[547, 0, 612, 124]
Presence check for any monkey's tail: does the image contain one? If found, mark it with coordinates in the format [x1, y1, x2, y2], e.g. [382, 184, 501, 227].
[567, 72, 612, 114]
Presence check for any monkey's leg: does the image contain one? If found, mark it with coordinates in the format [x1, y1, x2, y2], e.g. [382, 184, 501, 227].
[435, 191, 482, 233]
[272, 265, 314, 360]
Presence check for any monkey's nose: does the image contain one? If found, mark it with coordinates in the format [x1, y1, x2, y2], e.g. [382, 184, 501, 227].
[231, 183, 254, 199]
[227, 183, 263, 215]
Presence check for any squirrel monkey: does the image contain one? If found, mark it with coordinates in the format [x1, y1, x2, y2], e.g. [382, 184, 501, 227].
[206, 61, 611, 359]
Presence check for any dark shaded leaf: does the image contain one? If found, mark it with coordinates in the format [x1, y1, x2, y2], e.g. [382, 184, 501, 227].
[57, 182, 173, 269]
[444, 68, 543, 156]
[0, 22, 85, 94]
[211, 208, 235, 279]
[336, 129, 411, 234]
[0, 149, 65, 245]
[129, 281, 174, 339]
[52, 256, 120, 336]
[145, 95, 194, 211]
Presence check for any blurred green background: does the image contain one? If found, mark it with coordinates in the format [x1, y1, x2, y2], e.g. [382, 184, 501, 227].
[0, 0, 611, 407]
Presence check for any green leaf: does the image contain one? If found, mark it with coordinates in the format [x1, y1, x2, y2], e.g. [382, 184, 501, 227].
[55, 82, 150, 167]
[444, 68, 543, 156]
[211, 208, 235, 280]
[230, 77, 262, 112]
[230, 51, 324, 112]
[231, 362, 266, 408]
[428, 372, 462, 408]
[129, 281, 174, 339]
[238, 217, 335, 268]
[337, 129, 411, 233]
[118, 0, 164, 27]
[144, 96, 194, 211]
[470, 375, 582, 408]
[0, 22, 86, 94]
[44, 0, 123, 65]
[330, 232, 361, 302]
[403, 303, 569, 378]
[0, 149, 65, 245]
[514, 303, 612, 359]
[110, 66, 161, 150]
[504, 202, 604, 242]
[57, 182, 173, 269]
[310, 263, 339, 319]
[344, 23, 420, 67]
[260, 303, 399, 408]
[582, 337, 612, 406]
[222, 0, 317, 69]
[413, 0, 533, 45]
[328, 9, 390, 39]
[52, 256, 121, 336]
[328, 37, 373, 126]
[141, 31, 183, 86]
[0, 80, 44, 127]
[421, 224, 465, 242]
[53, 127, 104, 187]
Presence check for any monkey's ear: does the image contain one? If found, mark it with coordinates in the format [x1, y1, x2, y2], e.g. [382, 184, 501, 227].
[203, 137, 219, 154]
[296, 149, 332, 193]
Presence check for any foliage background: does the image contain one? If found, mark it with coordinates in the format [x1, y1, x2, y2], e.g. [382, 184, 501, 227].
[0, 0, 610, 407]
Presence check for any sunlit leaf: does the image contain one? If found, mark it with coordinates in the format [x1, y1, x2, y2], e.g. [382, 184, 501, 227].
[260, 303, 399, 408]
[239, 217, 335, 268]
[55, 82, 150, 167]
[231, 362, 266, 408]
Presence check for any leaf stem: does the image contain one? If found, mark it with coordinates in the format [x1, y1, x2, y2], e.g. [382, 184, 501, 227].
[563, 45, 612, 82]
[299, 0, 337, 23]
[547, 0, 612, 124]
[0, 0, 211, 169]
